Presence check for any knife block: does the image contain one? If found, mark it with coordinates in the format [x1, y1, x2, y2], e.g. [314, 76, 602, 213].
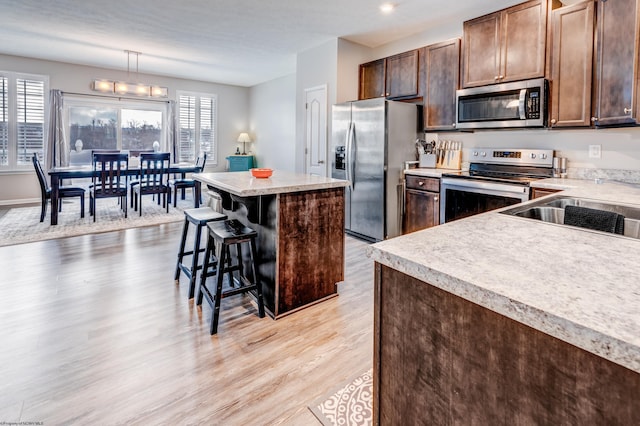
[436, 149, 462, 170]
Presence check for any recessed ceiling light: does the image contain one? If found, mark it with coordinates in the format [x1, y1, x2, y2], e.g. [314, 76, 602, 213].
[380, 3, 395, 13]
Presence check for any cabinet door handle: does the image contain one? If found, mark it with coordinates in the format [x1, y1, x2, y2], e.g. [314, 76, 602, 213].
[434, 196, 439, 202]
[624, 107, 632, 114]
[418, 181, 424, 186]
[591, 117, 598, 122]
[318, 160, 325, 164]
[550, 118, 556, 125]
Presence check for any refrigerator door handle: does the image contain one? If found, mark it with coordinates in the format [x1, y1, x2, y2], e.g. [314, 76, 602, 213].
[346, 121, 355, 191]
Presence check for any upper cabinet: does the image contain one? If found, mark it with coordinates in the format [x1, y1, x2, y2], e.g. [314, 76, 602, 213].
[359, 59, 386, 100]
[549, 0, 595, 127]
[592, 0, 640, 126]
[358, 49, 421, 100]
[462, 0, 549, 88]
[424, 39, 461, 131]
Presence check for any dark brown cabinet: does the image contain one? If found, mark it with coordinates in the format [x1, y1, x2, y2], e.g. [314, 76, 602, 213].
[385, 50, 420, 99]
[424, 39, 460, 131]
[532, 187, 561, 199]
[359, 59, 385, 100]
[462, 0, 549, 88]
[359, 50, 421, 100]
[592, 0, 640, 126]
[549, 0, 595, 127]
[403, 175, 440, 234]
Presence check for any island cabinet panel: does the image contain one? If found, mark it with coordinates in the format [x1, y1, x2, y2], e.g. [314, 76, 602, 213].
[592, 0, 640, 126]
[462, 0, 549, 88]
[373, 264, 640, 425]
[424, 39, 460, 131]
[549, 0, 595, 127]
[277, 188, 345, 316]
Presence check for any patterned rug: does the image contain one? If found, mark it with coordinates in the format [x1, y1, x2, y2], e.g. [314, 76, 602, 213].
[0, 195, 201, 247]
[309, 369, 373, 426]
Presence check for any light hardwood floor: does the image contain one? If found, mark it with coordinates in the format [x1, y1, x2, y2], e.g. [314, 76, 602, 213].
[0, 223, 373, 425]
[0, 221, 373, 425]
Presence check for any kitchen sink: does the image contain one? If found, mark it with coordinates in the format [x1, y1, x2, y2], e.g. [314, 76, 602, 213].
[500, 195, 640, 239]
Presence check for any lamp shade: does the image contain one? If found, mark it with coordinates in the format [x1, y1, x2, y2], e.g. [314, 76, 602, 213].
[237, 132, 251, 143]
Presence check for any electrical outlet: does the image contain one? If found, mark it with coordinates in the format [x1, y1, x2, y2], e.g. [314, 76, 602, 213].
[589, 145, 601, 159]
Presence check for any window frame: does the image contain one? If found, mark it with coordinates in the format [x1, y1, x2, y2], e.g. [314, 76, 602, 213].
[176, 90, 218, 167]
[63, 95, 168, 158]
[0, 71, 49, 173]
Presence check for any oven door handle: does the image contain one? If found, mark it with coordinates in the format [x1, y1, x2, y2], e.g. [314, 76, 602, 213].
[518, 89, 527, 119]
[441, 177, 529, 195]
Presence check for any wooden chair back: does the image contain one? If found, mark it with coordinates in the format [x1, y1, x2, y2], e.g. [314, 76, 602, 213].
[92, 153, 129, 198]
[139, 152, 170, 193]
[32, 153, 50, 194]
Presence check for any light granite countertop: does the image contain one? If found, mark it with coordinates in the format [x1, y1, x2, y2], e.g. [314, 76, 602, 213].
[367, 181, 640, 373]
[194, 170, 348, 196]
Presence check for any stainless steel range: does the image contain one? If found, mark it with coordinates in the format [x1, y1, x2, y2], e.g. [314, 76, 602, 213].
[440, 148, 554, 224]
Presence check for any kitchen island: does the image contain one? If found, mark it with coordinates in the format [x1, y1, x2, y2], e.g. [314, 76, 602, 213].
[194, 170, 348, 318]
[367, 181, 640, 424]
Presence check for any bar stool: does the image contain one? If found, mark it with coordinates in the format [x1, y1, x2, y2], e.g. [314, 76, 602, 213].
[174, 207, 227, 299]
[197, 219, 265, 335]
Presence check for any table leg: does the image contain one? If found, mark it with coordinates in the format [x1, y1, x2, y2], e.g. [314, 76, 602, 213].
[50, 174, 60, 225]
[194, 181, 201, 208]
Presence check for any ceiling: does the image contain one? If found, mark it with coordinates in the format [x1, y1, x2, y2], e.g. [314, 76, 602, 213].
[0, 0, 520, 87]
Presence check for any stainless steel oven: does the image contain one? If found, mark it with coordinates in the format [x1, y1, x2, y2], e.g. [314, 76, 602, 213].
[440, 149, 554, 224]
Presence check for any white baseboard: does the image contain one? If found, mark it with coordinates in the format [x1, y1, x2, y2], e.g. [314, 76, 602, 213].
[0, 198, 40, 207]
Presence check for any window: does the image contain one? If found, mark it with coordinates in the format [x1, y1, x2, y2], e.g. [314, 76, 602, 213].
[177, 91, 217, 164]
[0, 72, 48, 170]
[65, 96, 166, 164]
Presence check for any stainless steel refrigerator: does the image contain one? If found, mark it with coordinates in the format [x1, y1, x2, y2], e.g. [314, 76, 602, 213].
[331, 98, 419, 242]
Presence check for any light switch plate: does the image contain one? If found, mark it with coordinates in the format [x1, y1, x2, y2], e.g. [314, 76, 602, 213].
[589, 145, 601, 159]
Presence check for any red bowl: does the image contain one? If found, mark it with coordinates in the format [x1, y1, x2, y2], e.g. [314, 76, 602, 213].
[251, 168, 273, 178]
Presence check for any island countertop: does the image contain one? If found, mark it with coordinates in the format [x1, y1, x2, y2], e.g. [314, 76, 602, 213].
[367, 181, 640, 373]
[193, 170, 348, 197]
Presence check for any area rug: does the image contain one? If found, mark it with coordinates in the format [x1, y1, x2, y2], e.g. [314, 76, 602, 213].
[309, 368, 373, 426]
[0, 196, 202, 247]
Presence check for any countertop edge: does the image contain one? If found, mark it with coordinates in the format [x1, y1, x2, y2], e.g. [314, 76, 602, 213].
[366, 243, 640, 374]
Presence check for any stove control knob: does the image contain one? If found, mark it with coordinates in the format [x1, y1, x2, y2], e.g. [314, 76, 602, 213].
[473, 151, 479, 156]
[540, 153, 547, 159]
[481, 152, 487, 157]
[530, 153, 537, 159]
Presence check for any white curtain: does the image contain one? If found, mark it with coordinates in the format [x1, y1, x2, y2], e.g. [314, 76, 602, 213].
[167, 100, 178, 162]
[46, 89, 69, 168]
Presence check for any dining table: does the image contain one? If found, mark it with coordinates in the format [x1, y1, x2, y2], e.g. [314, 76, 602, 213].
[48, 162, 201, 225]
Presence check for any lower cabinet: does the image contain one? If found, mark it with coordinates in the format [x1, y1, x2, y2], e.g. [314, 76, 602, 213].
[403, 175, 440, 234]
[532, 187, 561, 199]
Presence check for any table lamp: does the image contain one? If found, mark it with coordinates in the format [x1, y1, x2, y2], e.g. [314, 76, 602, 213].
[237, 132, 251, 155]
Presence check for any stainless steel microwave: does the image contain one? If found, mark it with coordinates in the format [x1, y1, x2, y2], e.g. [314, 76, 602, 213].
[455, 78, 548, 129]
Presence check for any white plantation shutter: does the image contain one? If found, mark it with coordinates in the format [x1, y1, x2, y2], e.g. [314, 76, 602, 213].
[0, 72, 48, 169]
[0, 77, 7, 166]
[177, 92, 216, 164]
[16, 78, 45, 165]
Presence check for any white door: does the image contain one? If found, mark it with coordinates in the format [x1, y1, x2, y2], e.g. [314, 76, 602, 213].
[304, 85, 328, 176]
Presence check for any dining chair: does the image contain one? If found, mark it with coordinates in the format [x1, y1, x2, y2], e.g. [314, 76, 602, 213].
[132, 152, 171, 215]
[90, 152, 129, 222]
[32, 154, 86, 222]
[169, 151, 207, 207]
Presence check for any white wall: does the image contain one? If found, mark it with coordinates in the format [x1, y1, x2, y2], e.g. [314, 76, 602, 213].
[295, 40, 340, 174]
[0, 53, 250, 204]
[249, 74, 296, 171]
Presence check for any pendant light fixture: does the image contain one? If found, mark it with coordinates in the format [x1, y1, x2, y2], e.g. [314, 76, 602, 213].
[92, 50, 168, 98]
